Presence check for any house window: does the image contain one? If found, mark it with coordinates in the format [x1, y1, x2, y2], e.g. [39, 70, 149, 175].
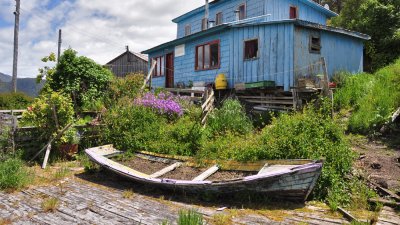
[185, 25, 191, 36]
[153, 56, 164, 77]
[238, 4, 246, 20]
[195, 40, 220, 70]
[309, 35, 321, 54]
[244, 39, 258, 60]
[216, 12, 223, 25]
[290, 6, 298, 19]
[201, 18, 208, 31]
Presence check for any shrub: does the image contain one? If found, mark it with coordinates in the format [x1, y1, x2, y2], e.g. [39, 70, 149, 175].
[149, 115, 204, 156]
[39, 49, 113, 111]
[0, 92, 33, 110]
[20, 92, 75, 141]
[0, 158, 31, 191]
[177, 209, 203, 225]
[199, 132, 262, 161]
[107, 73, 143, 104]
[103, 104, 165, 152]
[207, 98, 253, 136]
[259, 100, 355, 207]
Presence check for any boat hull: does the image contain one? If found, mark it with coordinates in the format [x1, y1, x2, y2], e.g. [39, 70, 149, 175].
[85, 146, 322, 201]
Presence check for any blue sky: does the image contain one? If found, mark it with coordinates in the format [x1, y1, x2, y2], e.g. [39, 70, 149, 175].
[0, 0, 203, 77]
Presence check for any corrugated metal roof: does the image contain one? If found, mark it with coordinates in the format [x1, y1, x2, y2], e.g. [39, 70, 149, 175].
[142, 19, 370, 54]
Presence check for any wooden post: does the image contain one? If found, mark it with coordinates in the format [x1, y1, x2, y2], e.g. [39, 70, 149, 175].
[320, 57, 330, 97]
[12, 0, 21, 93]
[41, 143, 52, 169]
[141, 60, 157, 90]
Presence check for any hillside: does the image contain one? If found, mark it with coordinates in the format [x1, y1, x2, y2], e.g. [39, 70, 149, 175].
[0, 73, 43, 97]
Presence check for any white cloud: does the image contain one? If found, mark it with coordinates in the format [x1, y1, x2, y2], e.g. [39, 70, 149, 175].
[0, 0, 203, 78]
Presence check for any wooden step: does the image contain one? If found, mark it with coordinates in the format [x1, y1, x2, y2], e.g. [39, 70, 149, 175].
[238, 96, 294, 100]
[192, 165, 219, 181]
[150, 162, 182, 178]
[244, 99, 294, 105]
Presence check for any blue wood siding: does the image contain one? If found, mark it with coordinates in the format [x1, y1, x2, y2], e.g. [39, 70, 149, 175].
[151, 23, 295, 91]
[176, 0, 328, 38]
[264, 0, 327, 24]
[294, 26, 364, 80]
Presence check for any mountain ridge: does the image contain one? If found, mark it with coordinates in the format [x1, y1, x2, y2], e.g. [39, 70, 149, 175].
[0, 73, 43, 97]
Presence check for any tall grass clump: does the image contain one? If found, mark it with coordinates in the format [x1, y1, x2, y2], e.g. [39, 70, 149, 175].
[334, 59, 400, 134]
[0, 158, 31, 191]
[207, 98, 253, 135]
[177, 209, 203, 225]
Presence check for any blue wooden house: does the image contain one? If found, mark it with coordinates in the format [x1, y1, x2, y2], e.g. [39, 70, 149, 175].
[142, 0, 370, 92]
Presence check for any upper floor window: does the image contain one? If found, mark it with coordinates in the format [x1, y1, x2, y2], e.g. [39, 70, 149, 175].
[290, 6, 298, 19]
[201, 18, 208, 31]
[195, 40, 220, 70]
[309, 35, 321, 54]
[152, 56, 164, 77]
[244, 39, 259, 60]
[185, 25, 191, 36]
[238, 4, 246, 20]
[216, 12, 223, 25]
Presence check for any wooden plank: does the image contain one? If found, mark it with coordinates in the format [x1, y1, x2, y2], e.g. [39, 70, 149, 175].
[244, 99, 294, 105]
[201, 90, 214, 110]
[238, 95, 294, 100]
[163, 88, 205, 94]
[338, 207, 358, 223]
[392, 107, 400, 122]
[150, 162, 182, 178]
[192, 165, 219, 181]
[141, 60, 157, 90]
[369, 180, 400, 201]
[369, 198, 400, 207]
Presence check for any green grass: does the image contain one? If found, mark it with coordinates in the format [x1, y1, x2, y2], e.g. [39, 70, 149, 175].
[0, 158, 31, 191]
[41, 197, 59, 212]
[177, 209, 203, 225]
[334, 58, 400, 134]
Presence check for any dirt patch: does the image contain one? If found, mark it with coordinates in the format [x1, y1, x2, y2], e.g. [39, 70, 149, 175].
[117, 157, 168, 175]
[351, 135, 400, 191]
[116, 156, 254, 181]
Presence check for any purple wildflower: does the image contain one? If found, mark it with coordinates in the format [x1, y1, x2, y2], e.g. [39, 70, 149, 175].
[134, 92, 184, 117]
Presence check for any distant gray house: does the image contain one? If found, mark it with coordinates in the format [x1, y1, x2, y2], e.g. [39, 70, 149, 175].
[106, 47, 148, 77]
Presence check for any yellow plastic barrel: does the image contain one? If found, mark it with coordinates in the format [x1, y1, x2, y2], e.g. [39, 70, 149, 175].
[215, 73, 227, 90]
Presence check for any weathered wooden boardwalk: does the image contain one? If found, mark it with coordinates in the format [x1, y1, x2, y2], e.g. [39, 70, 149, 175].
[0, 170, 357, 224]
[376, 206, 400, 225]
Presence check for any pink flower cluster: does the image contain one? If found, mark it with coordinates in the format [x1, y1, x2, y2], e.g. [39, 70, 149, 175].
[134, 92, 183, 117]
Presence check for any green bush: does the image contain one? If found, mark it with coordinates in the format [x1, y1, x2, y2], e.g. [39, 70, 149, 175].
[0, 92, 33, 110]
[259, 100, 355, 206]
[103, 104, 165, 152]
[21, 92, 75, 138]
[207, 99, 253, 136]
[0, 158, 31, 191]
[335, 59, 400, 134]
[106, 73, 144, 105]
[149, 115, 204, 156]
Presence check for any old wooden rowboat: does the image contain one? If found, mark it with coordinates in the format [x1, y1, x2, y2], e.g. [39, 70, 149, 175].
[85, 145, 323, 201]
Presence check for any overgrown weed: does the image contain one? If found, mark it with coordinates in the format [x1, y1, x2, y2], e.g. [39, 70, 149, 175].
[0, 158, 31, 191]
[41, 197, 59, 212]
[177, 209, 203, 225]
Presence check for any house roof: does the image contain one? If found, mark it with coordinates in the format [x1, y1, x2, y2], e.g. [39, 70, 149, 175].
[142, 19, 370, 54]
[106, 51, 148, 65]
[172, 0, 337, 23]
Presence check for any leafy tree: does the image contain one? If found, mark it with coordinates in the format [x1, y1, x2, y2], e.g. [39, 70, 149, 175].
[38, 49, 113, 110]
[332, 0, 400, 71]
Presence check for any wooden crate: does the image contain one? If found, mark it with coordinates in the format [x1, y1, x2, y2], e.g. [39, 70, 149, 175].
[245, 81, 276, 89]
